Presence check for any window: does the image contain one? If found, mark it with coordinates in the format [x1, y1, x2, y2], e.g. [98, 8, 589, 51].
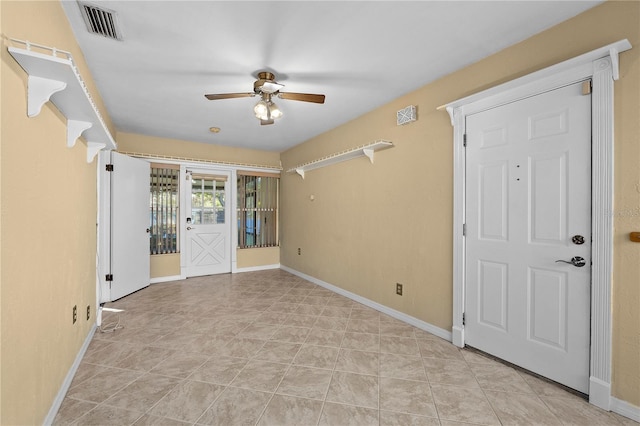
[191, 175, 226, 224]
[149, 163, 179, 254]
[237, 172, 279, 248]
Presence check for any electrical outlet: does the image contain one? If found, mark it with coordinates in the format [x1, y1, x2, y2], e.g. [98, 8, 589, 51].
[87, 305, 91, 321]
[72, 305, 77, 324]
[297, 248, 301, 255]
[396, 283, 403, 296]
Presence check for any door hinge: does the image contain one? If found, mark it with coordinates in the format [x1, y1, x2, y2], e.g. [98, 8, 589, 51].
[105, 274, 113, 282]
[462, 312, 466, 326]
[463, 134, 467, 147]
[105, 164, 114, 172]
[582, 80, 592, 95]
[463, 223, 466, 236]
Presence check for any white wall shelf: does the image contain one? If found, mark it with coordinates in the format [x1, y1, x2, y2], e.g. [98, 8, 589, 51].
[286, 140, 393, 179]
[7, 39, 116, 162]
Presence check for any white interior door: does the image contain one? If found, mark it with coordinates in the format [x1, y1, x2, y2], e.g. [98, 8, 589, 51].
[109, 152, 151, 300]
[185, 169, 231, 277]
[465, 81, 591, 393]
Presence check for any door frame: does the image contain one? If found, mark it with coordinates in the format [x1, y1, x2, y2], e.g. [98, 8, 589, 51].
[441, 39, 631, 410]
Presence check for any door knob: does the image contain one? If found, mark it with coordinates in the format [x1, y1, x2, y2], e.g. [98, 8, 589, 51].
[555, 256, 586, 267]
[187, 226, 194, 230]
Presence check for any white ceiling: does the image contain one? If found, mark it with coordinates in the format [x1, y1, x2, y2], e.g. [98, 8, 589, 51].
[61, 1, 602, 152]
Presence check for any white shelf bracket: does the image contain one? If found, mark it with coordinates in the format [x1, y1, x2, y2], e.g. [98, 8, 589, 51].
[67, 120, 93, 148]
[362, 148, 374, 164]
[27, 75, 66, 117]
[295, 168, 305, 179]
[86, 142, 106, 163]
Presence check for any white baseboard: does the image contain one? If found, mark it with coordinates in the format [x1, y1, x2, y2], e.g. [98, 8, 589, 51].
[611, 397, 640, 423]
[281, 266, 452, 342]
[44, 324, 96, 425]
[234, 263, 281, 273]
[150, 275, 182, 284]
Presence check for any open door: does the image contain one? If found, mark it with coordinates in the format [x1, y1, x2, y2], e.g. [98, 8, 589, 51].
[99, 151, 150, 302]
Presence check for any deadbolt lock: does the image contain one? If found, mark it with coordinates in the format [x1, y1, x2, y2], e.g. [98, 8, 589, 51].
[572, 235, 585, 245]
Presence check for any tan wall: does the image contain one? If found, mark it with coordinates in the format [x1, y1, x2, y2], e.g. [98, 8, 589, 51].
[117, 131, 281, 169]
[120, 131, 282, 276]
[237, 247, 280, 269]
[150, 254, 181, 279]
[280, 1, 640, 406]
[150, 248, 281, 278]
[0, 1, 113, 423]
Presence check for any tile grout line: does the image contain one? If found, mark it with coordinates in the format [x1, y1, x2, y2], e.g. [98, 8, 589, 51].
[252, 294, 315, 425]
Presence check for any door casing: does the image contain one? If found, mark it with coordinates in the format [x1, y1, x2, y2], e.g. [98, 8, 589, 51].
[441, 40, 631, 410]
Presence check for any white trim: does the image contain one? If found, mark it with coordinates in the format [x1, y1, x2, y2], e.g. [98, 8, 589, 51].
[442, 40, 631, 410]
[281, 266, 452, 342]
[589, 376, 613, 411]
[234, 263, 281, 273]
[611, 397, 640, 423]
[438, 40, 630, 117]
[150, 275, 182, 284]
[44, 325, 96, 425]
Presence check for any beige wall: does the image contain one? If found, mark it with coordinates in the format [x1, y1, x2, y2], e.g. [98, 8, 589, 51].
[237, 247, 280, 269]
[150, 254, 181, 279]
[1, 1, 113, 424]
[117, 131, 281, 169]
[280, 1, 639, 406]
[119, 131, 282, 276]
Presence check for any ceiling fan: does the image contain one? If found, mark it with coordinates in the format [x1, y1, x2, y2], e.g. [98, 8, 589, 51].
[204, 71, 325, 125]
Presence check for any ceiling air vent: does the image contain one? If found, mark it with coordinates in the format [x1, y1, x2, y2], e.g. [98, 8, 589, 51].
[79, 2, 123, 40]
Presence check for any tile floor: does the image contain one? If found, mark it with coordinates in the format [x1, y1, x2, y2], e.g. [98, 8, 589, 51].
[54, 270, 637, 425]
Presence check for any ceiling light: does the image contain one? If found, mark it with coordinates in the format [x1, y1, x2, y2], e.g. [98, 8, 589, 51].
[254, 100, 269, 120]
[253, 98, 283, 122]
[269, 102, 282, 119]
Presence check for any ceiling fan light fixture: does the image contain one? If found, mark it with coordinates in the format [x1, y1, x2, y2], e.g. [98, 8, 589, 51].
[254, 100, 269, 120]
[269, 102, 282, 119]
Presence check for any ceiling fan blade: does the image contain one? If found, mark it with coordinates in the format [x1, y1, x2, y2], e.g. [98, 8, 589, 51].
[260, 119, 274, 126]
[278, 92, 325, 104]
[204, 92, 254, 100]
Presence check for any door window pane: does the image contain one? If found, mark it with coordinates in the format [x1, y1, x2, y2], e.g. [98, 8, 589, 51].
[192, 177, 225, 224]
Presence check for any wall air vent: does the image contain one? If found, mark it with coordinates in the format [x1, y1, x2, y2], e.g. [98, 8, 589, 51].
[79, 2, 123, 41]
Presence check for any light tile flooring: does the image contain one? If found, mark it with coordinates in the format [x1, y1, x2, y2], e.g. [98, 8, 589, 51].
[54, 270, 637, 425]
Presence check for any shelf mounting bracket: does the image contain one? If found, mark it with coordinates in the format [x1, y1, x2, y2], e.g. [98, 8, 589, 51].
[86, 142, 106, 163]
[362, 148, 374, 164]
[27, 76, 66, 118]
[67, 120, 93, 148]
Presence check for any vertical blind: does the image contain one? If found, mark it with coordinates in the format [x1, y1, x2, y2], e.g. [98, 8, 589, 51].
[150, 163, 179, 254]
[237, 172, 279, 248]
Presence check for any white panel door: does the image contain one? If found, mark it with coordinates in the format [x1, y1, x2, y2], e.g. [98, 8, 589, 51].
[465, 81, 591, 393]
[110, 152, 150, 300]
[185, 169, 231, 277]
